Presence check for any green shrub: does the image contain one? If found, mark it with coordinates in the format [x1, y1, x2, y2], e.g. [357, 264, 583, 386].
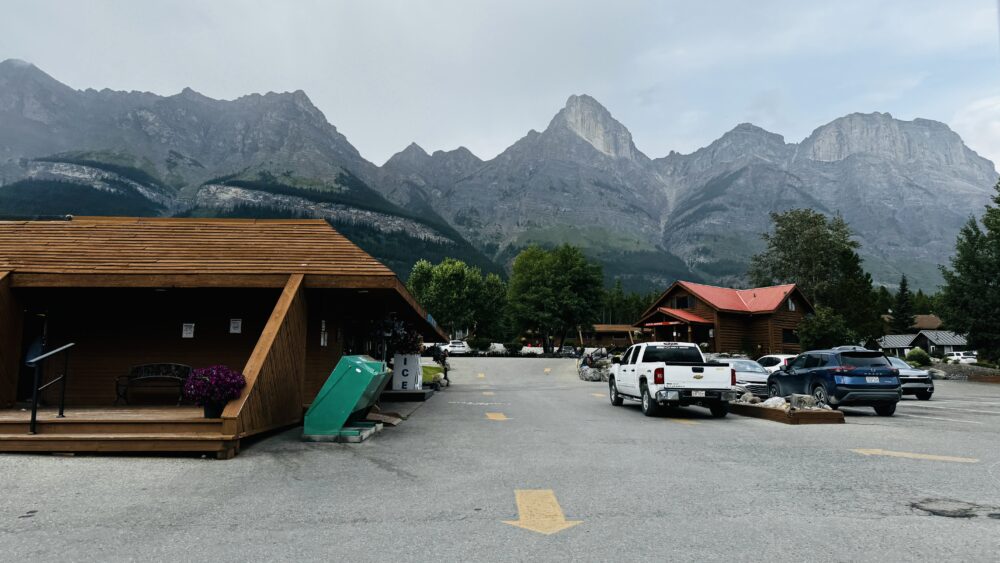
[505, 341, 524, 354]
[467, 337, 491, 351]
[906, 347, 931, 367]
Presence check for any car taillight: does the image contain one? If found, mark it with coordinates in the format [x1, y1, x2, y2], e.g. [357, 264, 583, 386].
[830, 366, 852, 374]
[654, 367, 664, 385]
[731, 368, 736, 386]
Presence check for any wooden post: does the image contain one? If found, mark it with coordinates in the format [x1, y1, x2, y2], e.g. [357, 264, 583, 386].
[0, 272, 24, 408]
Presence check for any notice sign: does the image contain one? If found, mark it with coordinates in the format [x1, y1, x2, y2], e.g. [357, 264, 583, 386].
[182, 323, 195, 339]
[229, 319, 242, 334]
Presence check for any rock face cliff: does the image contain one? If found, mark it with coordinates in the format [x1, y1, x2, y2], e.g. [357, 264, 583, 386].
[382, 96, 996, 289]
[1, 59, 996, 290]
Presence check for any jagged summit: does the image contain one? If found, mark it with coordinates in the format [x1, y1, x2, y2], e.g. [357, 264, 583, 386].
[546, 94, 640, 160]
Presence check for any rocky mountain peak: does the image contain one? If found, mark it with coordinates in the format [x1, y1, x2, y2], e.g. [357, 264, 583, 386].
[384, 142, 431, 169]
[798, 112, 987, 169]
[546, 94, 640, 160]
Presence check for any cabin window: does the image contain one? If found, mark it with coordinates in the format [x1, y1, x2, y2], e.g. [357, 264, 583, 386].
[782, 329, 799, 344]
[787, 298, 796, 312]
[675, 295, 690, 309]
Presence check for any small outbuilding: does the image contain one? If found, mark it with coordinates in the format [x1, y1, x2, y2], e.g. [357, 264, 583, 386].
[0, 216, 444, 457]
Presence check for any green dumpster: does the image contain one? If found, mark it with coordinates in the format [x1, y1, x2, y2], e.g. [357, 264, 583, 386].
[303, 355, 390, 440]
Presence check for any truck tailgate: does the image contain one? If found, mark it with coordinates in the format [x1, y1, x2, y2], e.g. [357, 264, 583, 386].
[663, 365, 731, 389]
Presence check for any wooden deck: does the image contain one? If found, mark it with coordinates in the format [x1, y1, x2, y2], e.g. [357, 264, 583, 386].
[0, 406, 238, 457]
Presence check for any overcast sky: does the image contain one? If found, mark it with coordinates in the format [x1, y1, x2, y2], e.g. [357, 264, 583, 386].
[2, 0, 999, 166]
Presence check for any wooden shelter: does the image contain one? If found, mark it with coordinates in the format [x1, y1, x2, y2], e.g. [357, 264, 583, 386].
[634, 281, 812, 356]
[0, 216, 443, 457]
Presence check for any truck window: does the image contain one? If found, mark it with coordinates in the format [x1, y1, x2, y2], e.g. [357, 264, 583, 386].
[641, 345, 703, 364]
[627, 346, 641, 364]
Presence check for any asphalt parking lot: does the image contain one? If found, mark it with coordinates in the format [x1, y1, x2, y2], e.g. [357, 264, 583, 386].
[1, 357, 999, 561]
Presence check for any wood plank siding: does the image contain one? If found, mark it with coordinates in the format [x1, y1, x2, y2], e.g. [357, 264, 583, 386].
[769, 292, 806, 354]
[224, 274, 307, 438]
[0, 272, 23, 406]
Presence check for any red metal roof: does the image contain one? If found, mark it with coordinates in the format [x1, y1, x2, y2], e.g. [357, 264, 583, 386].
[678, 281, 797, 313]
[657, 307, 713, 324]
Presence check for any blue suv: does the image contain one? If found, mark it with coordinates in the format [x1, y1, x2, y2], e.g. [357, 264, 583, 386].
[767, 349, 901, 416]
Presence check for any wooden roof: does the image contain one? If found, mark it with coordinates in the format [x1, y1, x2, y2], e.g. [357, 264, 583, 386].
[0, 216, 394, 279]
[0, 216, 445, 339]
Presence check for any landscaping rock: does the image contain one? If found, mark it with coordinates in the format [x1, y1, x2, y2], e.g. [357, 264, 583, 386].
[789, 394, 818, 409]
[578, 363, 610, 382]
[761, 397, 788, 409]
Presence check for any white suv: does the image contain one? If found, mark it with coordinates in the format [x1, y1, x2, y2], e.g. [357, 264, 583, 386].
[757, 354, 797, 373]
[944, 351, 976, 364]
[443, 340, 473, 355]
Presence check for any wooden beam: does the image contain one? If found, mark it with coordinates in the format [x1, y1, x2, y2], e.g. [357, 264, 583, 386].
[10, 272, 399, 289]
[223, 274, 307, 438]
[0, 272, 23, 407]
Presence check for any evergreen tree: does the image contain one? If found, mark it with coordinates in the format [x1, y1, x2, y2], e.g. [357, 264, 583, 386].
[939, 179, 1000, 362]
[749, 209, 882, 340]
[889, 274, 917, 334]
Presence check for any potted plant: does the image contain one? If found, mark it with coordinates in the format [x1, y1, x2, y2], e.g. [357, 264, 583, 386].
[184, 365, 247, 418]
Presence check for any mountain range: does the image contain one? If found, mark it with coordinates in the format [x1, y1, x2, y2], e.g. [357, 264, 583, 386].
[1, 58, 996, 291]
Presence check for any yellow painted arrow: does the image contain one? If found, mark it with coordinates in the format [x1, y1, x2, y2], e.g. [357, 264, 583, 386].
[503, 489, 582, 535]
[852, 448, 978, 463]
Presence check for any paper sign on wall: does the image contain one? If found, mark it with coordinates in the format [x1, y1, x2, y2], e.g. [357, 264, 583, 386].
[182, 323, 195, 339]
[229, 319, 242, 334]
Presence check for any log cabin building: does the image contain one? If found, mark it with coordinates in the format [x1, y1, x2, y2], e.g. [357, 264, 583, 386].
[634, 280, 812, 356]
[0, 216, 444, 457]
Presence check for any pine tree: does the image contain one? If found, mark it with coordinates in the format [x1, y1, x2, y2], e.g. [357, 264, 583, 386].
[889, 275, 916, 334]
[939, 178, 1000, 362]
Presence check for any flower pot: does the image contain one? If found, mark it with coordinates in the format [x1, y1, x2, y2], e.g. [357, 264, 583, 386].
[203, 402, 225, 418]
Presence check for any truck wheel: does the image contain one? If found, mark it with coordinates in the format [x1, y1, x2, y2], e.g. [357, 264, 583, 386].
[640, 385, 659, 417]
[916, 391, 932, 401]
[709, 402, 728, 418]
[609, 378, 624, 406]
[874, 403, 897, 417]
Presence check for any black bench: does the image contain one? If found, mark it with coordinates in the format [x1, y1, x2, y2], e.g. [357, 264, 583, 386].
[115, 363, 192, 405]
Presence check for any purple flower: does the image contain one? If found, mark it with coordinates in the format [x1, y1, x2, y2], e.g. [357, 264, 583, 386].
[183, 365, 246, 406]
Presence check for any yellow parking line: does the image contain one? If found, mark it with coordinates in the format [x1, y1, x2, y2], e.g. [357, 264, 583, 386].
[544, 368, 552, 374]
[477, 373, 486, 379]
[665, 418, 699, 426]
[590, 393, 604, 398]
[852, 448, 978, 463]
[483, 391, 495, 396]
[486, 412, 510, 421]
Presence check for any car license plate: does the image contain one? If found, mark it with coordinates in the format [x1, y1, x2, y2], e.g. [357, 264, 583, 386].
[866, 376, 880, 383]
[691, 390, 706, 397]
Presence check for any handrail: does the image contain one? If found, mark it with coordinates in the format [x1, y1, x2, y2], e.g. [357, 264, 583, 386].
[28, 342, 75, 434]
[27, 342, 75, 365]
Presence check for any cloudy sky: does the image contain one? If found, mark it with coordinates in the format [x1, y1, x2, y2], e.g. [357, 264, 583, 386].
[2, 0, 999, 165]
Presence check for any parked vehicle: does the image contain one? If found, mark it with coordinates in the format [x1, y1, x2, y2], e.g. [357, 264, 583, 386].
[558, 345, 579, 358]
[887, 356, 934, 400]
[719, 358, 770, 398]
[757, 354, 797, 373]
[768, 350, 901, 416]
[609, 341, 737, 417]
[487, 342, 508, 354]
[442, 340, 472, 355]
[944, 351, 976, 364]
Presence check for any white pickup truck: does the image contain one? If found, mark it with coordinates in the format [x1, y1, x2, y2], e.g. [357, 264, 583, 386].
[608, 341, 737, 417]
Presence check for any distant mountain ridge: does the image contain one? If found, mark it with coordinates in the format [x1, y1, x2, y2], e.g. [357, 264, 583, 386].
[1, 59, 996, 290]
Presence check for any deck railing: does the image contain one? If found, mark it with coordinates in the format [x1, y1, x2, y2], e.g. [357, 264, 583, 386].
[26, 342, 75, 434]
